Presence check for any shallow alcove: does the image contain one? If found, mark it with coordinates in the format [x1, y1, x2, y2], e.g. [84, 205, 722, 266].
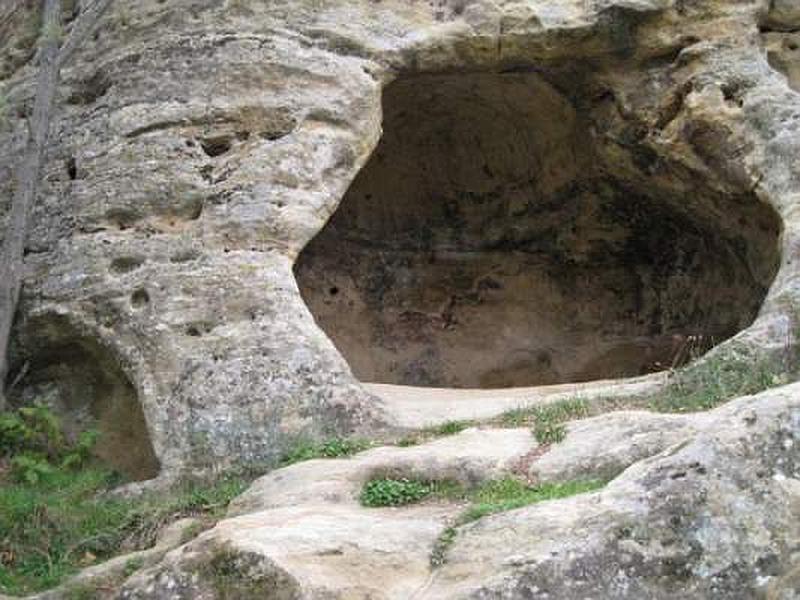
[9, 315, 160, 481]
[295, 72, 781, 389]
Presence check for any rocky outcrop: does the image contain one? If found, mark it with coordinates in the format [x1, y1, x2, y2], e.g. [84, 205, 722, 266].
[1, 0, 799, 482]
[111, 383, 799, 599]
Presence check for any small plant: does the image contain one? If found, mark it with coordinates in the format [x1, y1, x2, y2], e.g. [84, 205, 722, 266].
[123, 557, 145, 577]
[0, 405, 64, 458]
[360, 477, 436, 507]
[0, 406, 101, 485]
[515, 399, 590, 445]
[61, 430, 101, 471]
[393, 420, 476, 447]
[9, 453, 56, 484]
[428, 420, 473, 436]
[279, 437, 372, 466]
[533, 420, 567, 445]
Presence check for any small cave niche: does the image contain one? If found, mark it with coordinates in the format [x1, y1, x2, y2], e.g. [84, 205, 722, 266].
[294, 72, 781, 389]
[9, 316, 160, 481]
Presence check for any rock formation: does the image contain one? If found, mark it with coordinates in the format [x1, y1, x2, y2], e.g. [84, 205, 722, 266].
[2, 0, 798, 480]
[1, 0, 799, 595]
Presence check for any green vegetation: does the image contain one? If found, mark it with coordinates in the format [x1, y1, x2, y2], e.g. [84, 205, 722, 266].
[648, 351, 789, 413]
[279, 436, 373, 466]
[395, 420, 476, 447]
[430, 478, 605, 566]
[429, 526, 457, 567]
[1, 405, 98, 483]
[489, 346, 795, 442]
[498, 398, 589, 444]
[0, 467, 248, 595]
[459, 478, 604, 524]
[0, 406, 250, 596]
[428, 420, 474, 436]
[360, 477, 443, 507]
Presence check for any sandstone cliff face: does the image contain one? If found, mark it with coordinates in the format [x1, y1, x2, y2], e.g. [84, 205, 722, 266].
[1, 0, 799, 483]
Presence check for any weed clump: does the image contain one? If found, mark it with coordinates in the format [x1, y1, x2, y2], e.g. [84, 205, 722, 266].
[0, 406, 250, 596]
[360, 477, 438, 507]
[499, 398, 589, 444]
[395, 420, 476, 447]
[280, 437, 372, 466]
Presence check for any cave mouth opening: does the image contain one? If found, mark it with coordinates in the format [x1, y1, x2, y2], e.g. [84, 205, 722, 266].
[10, 315, 160, 481]
[295, 71, 781, 389]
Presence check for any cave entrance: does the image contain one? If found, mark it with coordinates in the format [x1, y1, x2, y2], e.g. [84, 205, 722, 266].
[10, 315, 160, 480]
[295, 72, 781, 389]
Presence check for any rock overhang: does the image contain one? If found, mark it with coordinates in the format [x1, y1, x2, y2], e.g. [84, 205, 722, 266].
[0, 0, 798, 479]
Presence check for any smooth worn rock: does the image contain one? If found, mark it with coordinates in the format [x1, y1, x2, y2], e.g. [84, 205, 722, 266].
[529, 409, 703, 484]
[2, 0, 800, 479]
[115, 384, 799, 599]
[428, 385, 800, 599]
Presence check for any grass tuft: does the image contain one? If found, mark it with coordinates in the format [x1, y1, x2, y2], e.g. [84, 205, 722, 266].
[427, 420, 474, 436]
[649, 352, 788, 413]
[279, 437, 372, 466]
[499, 398, 589, 445]
[429, 478, 605, 567]
[459, 478, 604, 524]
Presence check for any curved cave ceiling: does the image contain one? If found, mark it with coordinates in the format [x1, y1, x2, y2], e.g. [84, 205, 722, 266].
[295, 71, 781, 389]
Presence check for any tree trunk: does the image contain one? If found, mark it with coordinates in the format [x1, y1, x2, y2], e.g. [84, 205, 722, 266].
[0, 0, 62, 410]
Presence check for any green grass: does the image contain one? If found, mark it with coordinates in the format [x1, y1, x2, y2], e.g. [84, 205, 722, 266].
[648, 352, 788, 413]
[426, 420, 474, 436]
[395, 420, 476, 447]
[459, 478, 604, 524]
[430, 478, 605, 566]
[279, 437, 373, 466]
[429, 526, 457, 567]
[498, 398, 589, 444]
[0, 469, 249, 596]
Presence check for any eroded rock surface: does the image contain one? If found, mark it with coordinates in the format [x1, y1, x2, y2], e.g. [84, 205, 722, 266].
[113, 384, 799, 599]
[1, 0, 799, 480]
